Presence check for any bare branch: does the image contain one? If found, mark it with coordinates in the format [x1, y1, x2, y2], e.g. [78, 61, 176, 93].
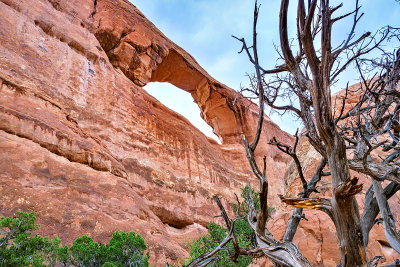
[185, 225, 234, 267]
[279, 0, 298, 70]
[372, 180, 400, 253]
[246, 184, 312, 266]
[367, 256, 385, 267]
[279, 195, 333, 220]
[362, 182, 400, 245]
[250, 0, 265, 151]
[348, 159, 400, 184]
[268, 130, 308, 193]
[283, 158, 328, 241]
[334, 177, 363, 199]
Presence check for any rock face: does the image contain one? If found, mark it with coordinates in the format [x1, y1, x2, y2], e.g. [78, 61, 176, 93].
[0, 0, 293, 265]
[1, 0, 398, 265]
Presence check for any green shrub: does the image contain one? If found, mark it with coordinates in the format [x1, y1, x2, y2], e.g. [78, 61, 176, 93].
[0, 211, 61, 266]
[100, 231, 149, 267]
[185, 186, 273, 266]
[186, 222, 253, 266]
[0, 211, 149, 267]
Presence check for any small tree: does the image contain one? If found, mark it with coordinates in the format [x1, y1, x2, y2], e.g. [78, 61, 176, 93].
[186, 0, 400, 266]
[0, 211, 149, 266]
[185, 186, 265, 266]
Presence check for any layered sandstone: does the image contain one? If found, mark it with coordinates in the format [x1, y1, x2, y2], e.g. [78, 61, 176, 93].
[1, 0, 398, 265]
[0, 0, 293, 265]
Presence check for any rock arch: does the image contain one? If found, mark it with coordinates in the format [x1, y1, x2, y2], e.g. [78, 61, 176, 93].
[92, 0, 262, 144]
[143, 81, 221, 144]
[150, 48, 238, 143]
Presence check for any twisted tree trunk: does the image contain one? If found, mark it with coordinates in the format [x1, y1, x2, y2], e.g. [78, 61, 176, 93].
[328, 136, 366, 266]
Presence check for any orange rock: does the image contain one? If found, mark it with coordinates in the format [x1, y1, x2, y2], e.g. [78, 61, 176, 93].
[0, 0, 292, 265]
[2, 0, 393, 265]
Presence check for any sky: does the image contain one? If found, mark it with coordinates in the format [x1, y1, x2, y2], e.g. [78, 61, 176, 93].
[133, 0, 400, 141]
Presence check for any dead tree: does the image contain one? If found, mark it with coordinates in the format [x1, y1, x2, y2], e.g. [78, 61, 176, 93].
[338, 47, 400, 253]
[186, 1, 399, 266]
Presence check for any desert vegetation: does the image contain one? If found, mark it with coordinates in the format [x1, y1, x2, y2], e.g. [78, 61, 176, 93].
[0, 211, 149, 266]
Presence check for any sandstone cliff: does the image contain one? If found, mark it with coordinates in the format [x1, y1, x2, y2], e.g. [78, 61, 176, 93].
[0, 0, 293, 265]
[1, 0, 398, 266]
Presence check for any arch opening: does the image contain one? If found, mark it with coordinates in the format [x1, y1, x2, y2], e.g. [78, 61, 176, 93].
[143, 82, 222, 144]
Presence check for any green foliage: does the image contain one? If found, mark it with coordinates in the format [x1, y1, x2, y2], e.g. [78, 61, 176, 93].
[67, 235, 103, 266]
[101, 231, 149, 267]
[185, 186, 274, 266]
[0, 211, 149, 267]
[63, 233, 149, 266]
[186, 222, 252, 266]
[234, 185, 260, 216]
[0, 211, 61, 267]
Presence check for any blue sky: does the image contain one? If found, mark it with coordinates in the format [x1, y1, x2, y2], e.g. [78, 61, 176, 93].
[132, 0, 400, 140]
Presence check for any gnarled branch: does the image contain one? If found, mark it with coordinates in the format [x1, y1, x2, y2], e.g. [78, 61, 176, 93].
[279, 195, 333, 220]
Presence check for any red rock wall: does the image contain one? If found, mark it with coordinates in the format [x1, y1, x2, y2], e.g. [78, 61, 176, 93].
[0, 0, 293, 265]
[1, 0, 398, 266]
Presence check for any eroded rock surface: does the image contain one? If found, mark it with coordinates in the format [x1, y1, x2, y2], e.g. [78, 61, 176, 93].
[0, 0, 293, 265]
[2, 0, 395, 265]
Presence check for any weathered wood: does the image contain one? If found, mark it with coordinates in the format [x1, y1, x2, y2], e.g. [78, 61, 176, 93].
[372, 180, 400, 253]
[188, 0, 399, 266]
[283, 158, 327, 241]
[279, 0, 368, 264]
[361, 182, 400, 245]
[280, 195, 333, 219]
[348, 160, 400, 184]
[246, 184, 312, 267]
